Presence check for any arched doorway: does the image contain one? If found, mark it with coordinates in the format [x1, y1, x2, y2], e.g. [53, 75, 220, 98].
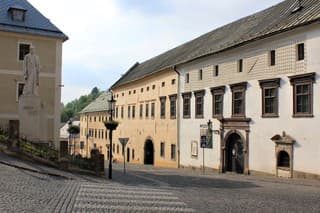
[144, 139, 154, 165]
[225, 133, 244, 173]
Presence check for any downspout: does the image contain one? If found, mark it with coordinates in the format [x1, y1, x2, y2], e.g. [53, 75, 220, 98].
[173, 65, 181, 168]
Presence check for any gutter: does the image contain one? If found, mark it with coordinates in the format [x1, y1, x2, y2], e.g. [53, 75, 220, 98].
[173, 65, 181, 168]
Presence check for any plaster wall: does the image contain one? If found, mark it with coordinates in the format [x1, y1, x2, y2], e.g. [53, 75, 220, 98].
[179, 23, 320, 176]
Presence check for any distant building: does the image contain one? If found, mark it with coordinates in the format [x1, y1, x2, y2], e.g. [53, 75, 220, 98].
[0, 0, 68, 148]
[60, 118, 80, 157]
[79, 91, 110, 158]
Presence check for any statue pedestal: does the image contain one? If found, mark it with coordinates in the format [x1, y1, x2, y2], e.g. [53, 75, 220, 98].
[19, 95, 47, 142]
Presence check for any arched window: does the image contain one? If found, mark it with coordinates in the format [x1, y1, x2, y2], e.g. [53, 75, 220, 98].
[278, 151, 290, 168]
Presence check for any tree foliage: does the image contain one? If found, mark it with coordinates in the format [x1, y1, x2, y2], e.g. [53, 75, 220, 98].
[61, 87, 102, 123]
[67, 125, 80, 135]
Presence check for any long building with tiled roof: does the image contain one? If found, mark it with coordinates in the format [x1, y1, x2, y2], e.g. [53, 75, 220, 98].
[112, 0, 320, 89]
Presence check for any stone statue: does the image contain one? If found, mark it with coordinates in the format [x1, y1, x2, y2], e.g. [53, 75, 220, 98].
[23, 46, 40, 96]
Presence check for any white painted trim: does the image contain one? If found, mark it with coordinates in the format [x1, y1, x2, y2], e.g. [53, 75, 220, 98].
[0, 69, 56, 78]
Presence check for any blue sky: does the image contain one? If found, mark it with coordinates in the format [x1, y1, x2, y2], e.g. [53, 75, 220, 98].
[29, 0, 283, 104]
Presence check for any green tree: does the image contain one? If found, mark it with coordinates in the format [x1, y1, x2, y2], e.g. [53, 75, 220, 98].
[60, 87, 102, 123]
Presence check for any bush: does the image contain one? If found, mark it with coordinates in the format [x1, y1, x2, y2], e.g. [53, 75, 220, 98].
[0, 135, 8, 143]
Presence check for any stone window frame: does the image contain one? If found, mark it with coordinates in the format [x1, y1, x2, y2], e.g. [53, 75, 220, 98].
[270, 50, 276, 66]
[169, 94, 177, 119]
[211, 86, 225, 119]
[171, 144, 176, 160]
[132, 105, 136, 119]
[259, 78, 280, 118]
[297, 43, 305, 61]
[230, 82, 247, 118]
[194, 90, 205, 119]
[18, 42, 31, 61]
[160, 142, 165, 158]
[121, 106, 124, 118]
[238, 59, 243, 73]
[16, 81, 24, 102]
[151, 102, 155, 119]
[185, 73, 190, 83]
[182, 92, 191, 119]
[214, 65, 219, 77]
[160, 96, 166, 119]
[289, 72, 315, 118]
[139, 103, 143, 119]
[127, 105, 131, 119]
[145, 102, 149, 118]
[199, 69, 203, 80]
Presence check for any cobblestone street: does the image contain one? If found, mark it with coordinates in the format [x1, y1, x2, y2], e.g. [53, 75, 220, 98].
[0, 153, 320, 213]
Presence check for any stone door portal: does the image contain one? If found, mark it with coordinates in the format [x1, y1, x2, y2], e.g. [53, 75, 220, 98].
[226, 133, 244, 173]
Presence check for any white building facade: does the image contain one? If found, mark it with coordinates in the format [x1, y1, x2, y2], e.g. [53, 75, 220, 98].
[178, 23, 320, 178]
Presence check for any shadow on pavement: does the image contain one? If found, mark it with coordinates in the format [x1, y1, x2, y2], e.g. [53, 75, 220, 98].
[110, 169, 259, 189]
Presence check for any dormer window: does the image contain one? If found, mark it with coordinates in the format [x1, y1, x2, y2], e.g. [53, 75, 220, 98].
[8, 6, 27, 22]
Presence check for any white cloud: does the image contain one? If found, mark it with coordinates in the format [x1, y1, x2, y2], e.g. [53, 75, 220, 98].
[29, 0, 283, 103]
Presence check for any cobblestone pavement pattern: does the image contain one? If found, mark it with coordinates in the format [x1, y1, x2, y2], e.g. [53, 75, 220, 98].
[1, 153, 320, 213]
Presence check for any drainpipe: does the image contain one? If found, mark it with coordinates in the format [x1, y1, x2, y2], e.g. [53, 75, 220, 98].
[173, 65, 181, 168]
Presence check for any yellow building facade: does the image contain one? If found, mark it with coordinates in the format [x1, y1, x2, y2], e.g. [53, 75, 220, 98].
[79, 92, 110, 158]
[0, 1, 67, 148]
[112, 69, 178, 168]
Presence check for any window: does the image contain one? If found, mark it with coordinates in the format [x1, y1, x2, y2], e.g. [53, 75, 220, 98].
[152, 85, 156, 90]
[105, 130, 107, 139]
[259, 78, 280, 117]
[270, 50, 276, 66]
[211, 86, 225, 118]
[133, 90, 136, 94]
[19, 43, 30, 61]
[230, 82, 247, 117]
[194, 90, 205, 118]
[145, 103, 149, 118]
[122, 93, 124, 96]
[182, 92, 191, 119]
[141, 88, 144, 93]
[147, 86, 150, 91]
[160, 97, 166, 118]
[160, 142, 165, 157]
[169, 95, 177, 119]
[9, 7, 26, 21]
[132, 105, 136, 119]
[199, 69, 203, 80]
[129, 91, 131, 95]
[171, 144, 176, 160]
[215, 65, 219, 77]
[151, 103, 155, 118]
[117, 144, 119, 154]
[297, 43, 304, 61]
[115, 107, 119, 118]
[132, 149, 135, 160]
[128, 106, 131, 118]
[121, 106, 124, 118]
[140, 104, 143, 118]
[185, 73, 190, 83]
[95, 129, 97, 138]
[289, 73, 315, 117]
[171, 79, 176, 85]
[162, 82, 165, 87]
[80, 141, 84, 150]
[278, 151, 290, 168]
[16, 82, 24, 101]
[238, 59, 243, 72]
